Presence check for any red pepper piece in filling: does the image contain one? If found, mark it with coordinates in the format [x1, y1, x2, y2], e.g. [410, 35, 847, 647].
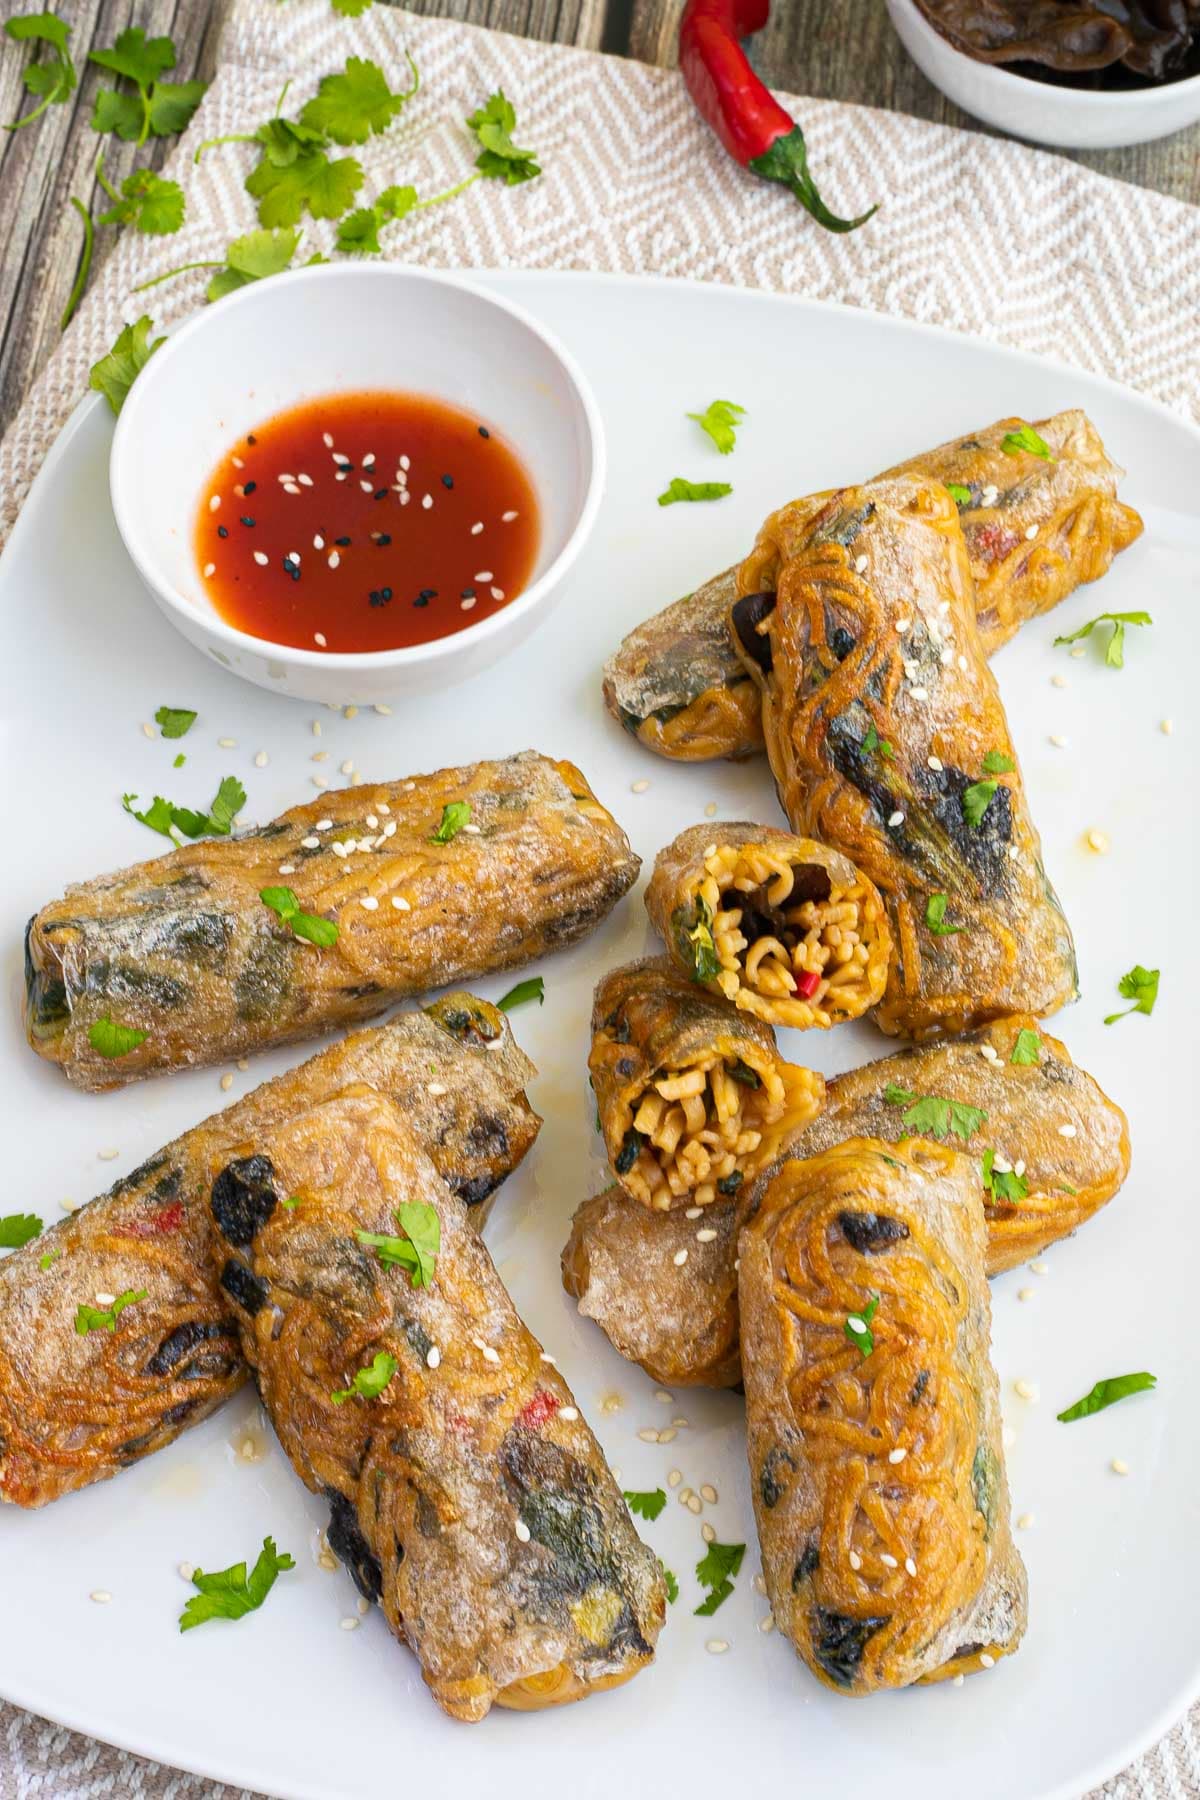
[679, 0, 877, 233]
[114, 1200, 186, 1239]
[969, 521, 1022, 566]
[516, 1388, 562, 1431]
[795, 969, 821, 1000]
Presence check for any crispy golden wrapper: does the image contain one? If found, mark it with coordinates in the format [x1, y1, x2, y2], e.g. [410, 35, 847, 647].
[0, 996, 538, 1510]
[734, 476, 1078, 1038]
[603, 411, 1142, 763]
[206, 1089, 666, 1722]
[563, 1016, 1128, 1386]
[26, 751, 639, 1090]
[645, 821, 890, 1031]
[590, 957, 824, 1212]
[740, 1138, 1027, 1692]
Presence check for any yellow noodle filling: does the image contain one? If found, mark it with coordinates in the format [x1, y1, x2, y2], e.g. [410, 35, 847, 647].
[624, 1054, 794, 1211]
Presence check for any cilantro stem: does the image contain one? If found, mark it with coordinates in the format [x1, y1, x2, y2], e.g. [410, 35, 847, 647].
[132, 258, 223, 292]
[5, 90, 53, 133]
[60, 197, 94, 331]
[194, 129, 258, 164]
[137, 87, 151, 150]
[94, 151, 120, 204]
[398, 48, 420, 102]
[418, 171, 480, 211]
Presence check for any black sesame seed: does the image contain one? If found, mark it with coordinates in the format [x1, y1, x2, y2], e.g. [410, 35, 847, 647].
[478, 426, 490, 439]
[381, 587, 392, 601]
[375, 533, 392, 547]
[240, 516, 256, 528]
[460, 587, 475, 600]
[420, 588, 437, 600]
[413, 595, 429, 608]
[217, 525, 229, 539]
[441, 474, 454, 489]
[291, 568, 300, 581]
[335, 536, 351, 547]
[246, 433, 257, 445]
[244, 480, 257, 496]
[374, 488, 388, 501]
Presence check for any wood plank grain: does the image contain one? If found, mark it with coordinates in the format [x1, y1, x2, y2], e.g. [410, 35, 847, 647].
[628, 0, 1200, 203]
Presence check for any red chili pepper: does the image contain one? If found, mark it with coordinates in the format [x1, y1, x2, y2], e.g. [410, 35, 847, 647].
[795, 969, 822, 999]
[516, 1388, 562, 1432]
[115, 1200, 186, 1240]
[679, 0, 876, 233]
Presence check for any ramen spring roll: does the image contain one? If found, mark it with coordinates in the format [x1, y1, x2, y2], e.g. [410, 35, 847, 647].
[26, 750, 638, 1090]
[645, 821, 890, 1031]
[206, 1088, 667, 1722]
[563, 1015, 1129, 1386]
[590, 957, 824, 1212]
[740, 1138, 1027, 1691]
[733, 476, 1077, 1038]
[0, 995, 538, 1509]
[603, 411, 1141, 762]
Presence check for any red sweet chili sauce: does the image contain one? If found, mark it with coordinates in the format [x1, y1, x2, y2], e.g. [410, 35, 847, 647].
[194, 391, 540, 653]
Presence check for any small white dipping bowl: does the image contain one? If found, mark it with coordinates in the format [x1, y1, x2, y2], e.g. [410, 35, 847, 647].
[886, 0, 1200, 149]
[110, 263, 605, 705]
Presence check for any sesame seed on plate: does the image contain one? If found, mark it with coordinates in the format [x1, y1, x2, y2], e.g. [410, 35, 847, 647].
[706, 1639, 729, 1655]
[953, 1675, 964, 1688]
[638, 1428, 660, 1443]
[1030, 1260, 1049, 1276]
[980, 1653, 995, 1668]
[1070, 644, 1086, 658]
[668, 1469, 682, 1488]
[671, 1416, 688, 1428]
[701, 1522, 716, 1544]
[340, 1617, 359, 1632]
[98, 1148, 120, 1161]
[658, 1426, 677, 1443]
[514, 1519, 531, 1542]
[426, 1345, 441, 1368]
[312, 774, 328, 787]
[1085, 828, 1110, 853]
[220, 1072, 233, 1092]
[254, 751, 269, 768]
[849, 1551, 862, 1570]
[1112, 1458, 1130, 1475]
[687, 1495, 702, 1514]
[1161, 717, 1174, 735]
[178, 1561, 195, 1581]
[1014, 1379, 1038, 1401]
[1018, 1288, 1034, 1302]
[753, 1574, 767, 1595]
[673, 1248, 688, 1267]
[632, 779, 650, 794]
[1017, 1513, 1034, 1530]
[700, 1484, 718, 1503]
[90, 1590, 112, 1604]
[888, 1447, 907, 1464]
[312, 751, 329, 763]
[559, 1406, 578, 1422]
[340, 759, 354, 776]
[1051, 672, 1067, 688]
[678, 1488, 693, 1505]
[1058, 1123, 1077, 1138]
[1049, 734, 1068, 748]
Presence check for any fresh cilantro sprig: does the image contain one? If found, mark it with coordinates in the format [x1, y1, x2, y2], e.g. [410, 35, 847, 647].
[179, 1537, 295, 1632]
[154, 705, 196, 739]
[357, 1201, 440, 1288]
[0, 1213, 43, 1249]
[466, 89, 541, 185]
[1056, 1372, 1156, 1423]
[260, 887, 339, 949]
[4, 11, 76, 133]
[497, 976, 544, 1012]
[1105, 964, 1159, 1025]
[962, 778, 999, 829]
[982, 1148, 1028, 1204]
[694, 1540, 745, 1616]
[40, 1248, 61, 1270]
[95, 158, 185, 235]
[883, 1082, 986, 1143]
[88, 1016, 148, 1059]
[123, 775, 246, 841]
[658, 477, 732, 507]
[660, 1563, 679, 1604]
[687, 399, 746, 455]
[1054, 610, 1152, 670]
[301, 53, 418, 144]
[981, 750, 1015, 775]
[945, 481, 972, 506]
[1009, 1027, 1040, 1065]
[331, 1349, 397, 1405]
[1001, 424, 1055, 462]
[844, 1293, 878, 1357]
[623, 1488, 667, 1522]
[861, 723, 893, 759]
[75, 1288, 146, 1334]
[88, 29, 206, 148]
[924, 893, 962, 936]
[89, 316, 164, 414]
[431, 801, 471, 844]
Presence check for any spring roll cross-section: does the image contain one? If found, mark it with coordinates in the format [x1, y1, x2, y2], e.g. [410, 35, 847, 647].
[205, 1088, 667, 1722]
[739, 1138, 1027, 1692]
[26, 750, 639, 1090]
[563, 1015, 1129, 1387]
[590, 957, 824, 1212]
[733, 476, 1078, 1038]
[0, 995, 538, 1509]
[646, 822, 890, 1031]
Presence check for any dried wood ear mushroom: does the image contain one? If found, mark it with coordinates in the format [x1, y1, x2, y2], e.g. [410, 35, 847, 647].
[914, 0, 1200, 82]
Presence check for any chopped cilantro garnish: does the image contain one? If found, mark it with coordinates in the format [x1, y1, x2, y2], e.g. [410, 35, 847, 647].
[945, 481, 971, 506]
[657, 477, 733, 507]
[172, 753, 185, 769]
[1056, 1372, 1155, 1423]
[1105, 963, 1159, 1025]
[466, 89, 541, 185]
[961, 778, 998, 828]
[88, 315, 164, 415]
[1009, 1028, 1040, 1065]
[862, 722, 894, 759]
[660, 1563, 679, 1604]
[687, 399, 746, 456]
[336, 183, 417, 253]
[154, 705, 196, 739]
[497, 976, 544, 1012]
[981, 1148, 1028, 1205]
[1053, 610, 1151, 670]
[4, 11, 76, 133]
[694, 1540, 745, 1616]
[260, 886, 339, 949]
[178, 1536, 295, 1632]
[356, 1201, 440, 1288]
[981, 750, 1015, 775]
[623, 1487, 667, 1521]
[0, 1213, 43, 1249]
[88, 1016, 148, 1059]
[123, 775, 245, 841]
[844, 1292, 878, 1357]
[75, 1288, 147, 1333]
[331, 1349, 397, 1405]
[883, 1083, 986, 1142]
[430, 800, 471, 844]
[1001, 424, 1054, 461]
[40, 1248, 61, 1270]
[925, 892, 963, 936]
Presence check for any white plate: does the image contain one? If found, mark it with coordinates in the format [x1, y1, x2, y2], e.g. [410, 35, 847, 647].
[0, 273, 1195, 1800]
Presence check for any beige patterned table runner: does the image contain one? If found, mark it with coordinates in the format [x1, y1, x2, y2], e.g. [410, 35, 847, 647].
[0, 0, 1196, 1791]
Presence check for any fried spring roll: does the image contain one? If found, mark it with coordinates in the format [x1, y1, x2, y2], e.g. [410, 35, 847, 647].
[206, 1089, 666, 1722]
[645, 822, 891, 1031]
[0, 996, 538, 1509]
[603, 411, 1142, 762]
[563, 1016, 1129, 1387]
[733, 476, 1078, 1038]
[26, 750, 639, 1090]
[590, 957, 824, 1212]
[740, 1138, 1027, 1692]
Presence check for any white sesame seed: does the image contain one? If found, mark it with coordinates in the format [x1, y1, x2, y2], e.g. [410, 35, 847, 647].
[684, 1206, 703, 1220]
[980, 1653, 995, 1668]
[422, 494, 433, 510]
[887, 810, 904, 828]
[340, 1617, 359, 1632]
[927, 755, 943, 771]
[60, 1197, 76, 1213]
[849, 1550, 862, 1570]
[980, 1043, 999, 1062]
[471, 521, 484, 536]
[95, 1291, 115, 1307]
[880, 1554, 898, 1568]
[679, 1488, 693, 1505]
[312, 772, 328, 786]
[1030, 1260, 1049, 1276]
[208, 495, 220, 512]
[471, 1337, 499, 1364]
[1017, 1513, 1034, 1530]
[658, 1426, 678, 1443]
[98, 1148, 120, 1161]
[1051, 672, 1067, 688]
[1049, 733, 1068, 748]
[637, 1428, 660, 1443]
[953, 1674, 964, 1687]
[491, 587, 506, 602]
[220, 1072, 233, 1092]
[1003, 1425, 1017, 1450]
[1086, 828, 1110, 854]
[322, 433, 334, 448]
[1161, 717, 1174, 735]
[905, 1558, 917, 1576]
[1014, 1160, 1026, 1177]
[673, 1248, 688, 1267]
[327, 552, 340, 570]
[696, 1228, 717, 1243]
[704, 801, 718, 817]
[254, 751, 269, 768]
[667, 1470, 682, 1489]
[390, 894, 410, 911]
[1025, 524, 1038, 540]
[1058, 1123, 1077, 1138]
[888, 1447, 907, 1464]
[474, 570, 494, 583]
[1014, 1379, 1038, 1401]
[854, 554, 868, 574]
[559, 1406, 578, 1421]
[301, 835, 320, 849]
[427, 1082, 447, 1097]
[1018, 1288, 1034, 1302]
[461, 597, 476, 612]
[1112, 1458, 1130, 1476]
[687, 1494, 702, 1514]
[632, 779, 650, 794]
[895, 617, 911, 634]
[846, 1315, 865, 1334]
[1070, 644, 1086, 658]
[359, 479, 373, 493]
[332, 840, 348, 858]
[90, 1590, 112, 1605]
[238, 1059, 248, 1072]
[253, 551, 269, 566]
[701, 1522, 716, 1544]
[706, 1639, 729, 1654]
[283, 482, 301, 495]
[178, 1562, 195, 1581]
[203, 561, 216, 578]
[360, 895, 379, 912]
[671, 1416, 688, 1428]
[340, 760, 354, 776]
[700, 1484, 718, 1503]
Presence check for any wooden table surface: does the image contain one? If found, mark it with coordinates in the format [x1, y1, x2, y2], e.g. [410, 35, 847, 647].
[2, 0, 1198, 438]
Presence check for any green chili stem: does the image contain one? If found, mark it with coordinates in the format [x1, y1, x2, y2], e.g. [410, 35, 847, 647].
[132, 258, 222, 293]
[60, 197, 94, 331]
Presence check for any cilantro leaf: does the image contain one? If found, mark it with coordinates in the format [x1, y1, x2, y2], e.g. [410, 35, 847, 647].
[982, 1147, 1028, 1205]
[154, 705, 196, 739]
[145, 81, 207, 137]
[694, 1541, 745, 1616]
[88, 315, 164, 415]
[123, 775, 245, 841]
[687, 399, 746, 456]
[623, 1488, 667, 1521]
[300, 55, 416, 145]
[98, 167, 184, 235]
[925, 892, 963, 936]
[88, 1016, 148, 1059]
[844, 1292, 879, 1357]
[1001, 424, 1055, 461]
[981, 750, 1015, 775]
[88, 31, 205, 146]
[1056, 1372, 1156, 1423]
[1009, 1028, 1040, 1066]
[657, 477, 732, 507]
[1104, 963, 1159, 1025]
[40, 1249, 61, 1269]
[75, 1288, 147, 1334]
[497, 976, 544, 1012]
[4, 11, 76, 131]
[260, 886, 339, 949]
[207, 776, 246, 834]
[332, 0, 374, 13]
[660, 1563, 679, 1605]
[466, 90, 541, 185]
[945, 481, 972, 506]
[430, 800, 471, 844]
[246, 147, 363, 228]
[861, 722, 894, 759]
[179, 1536, 295, 1632]
[331, 1349, 397, 1404]
[90, 29, 174, 91]
[961, 778, 998, 828]
[207, 226, 303, 301]
[357, 1201, 440, 1288]
[883, 1083, 986, 1143]
[1053, 610, 1152, 670]
[0, 1213, 43, 1249]
[335, 184, 418, 253]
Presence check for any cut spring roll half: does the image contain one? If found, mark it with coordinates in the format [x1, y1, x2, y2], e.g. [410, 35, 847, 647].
[26, 750, 638, 1090]
[740, 1138, 1027, 1692]
[206, 1089, 666, 1722]
[645, 821, 890, 1030]
[733, 476, 1078, 1038]
[563, 1015, 1129, 1387]
[601, 410, 1142, 763]
[590, 957, 824, 1212]
[0, 995, 537, 1509]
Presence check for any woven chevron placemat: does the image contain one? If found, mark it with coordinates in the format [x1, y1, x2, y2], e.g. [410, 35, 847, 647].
[0, 1, 1196, 1792]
